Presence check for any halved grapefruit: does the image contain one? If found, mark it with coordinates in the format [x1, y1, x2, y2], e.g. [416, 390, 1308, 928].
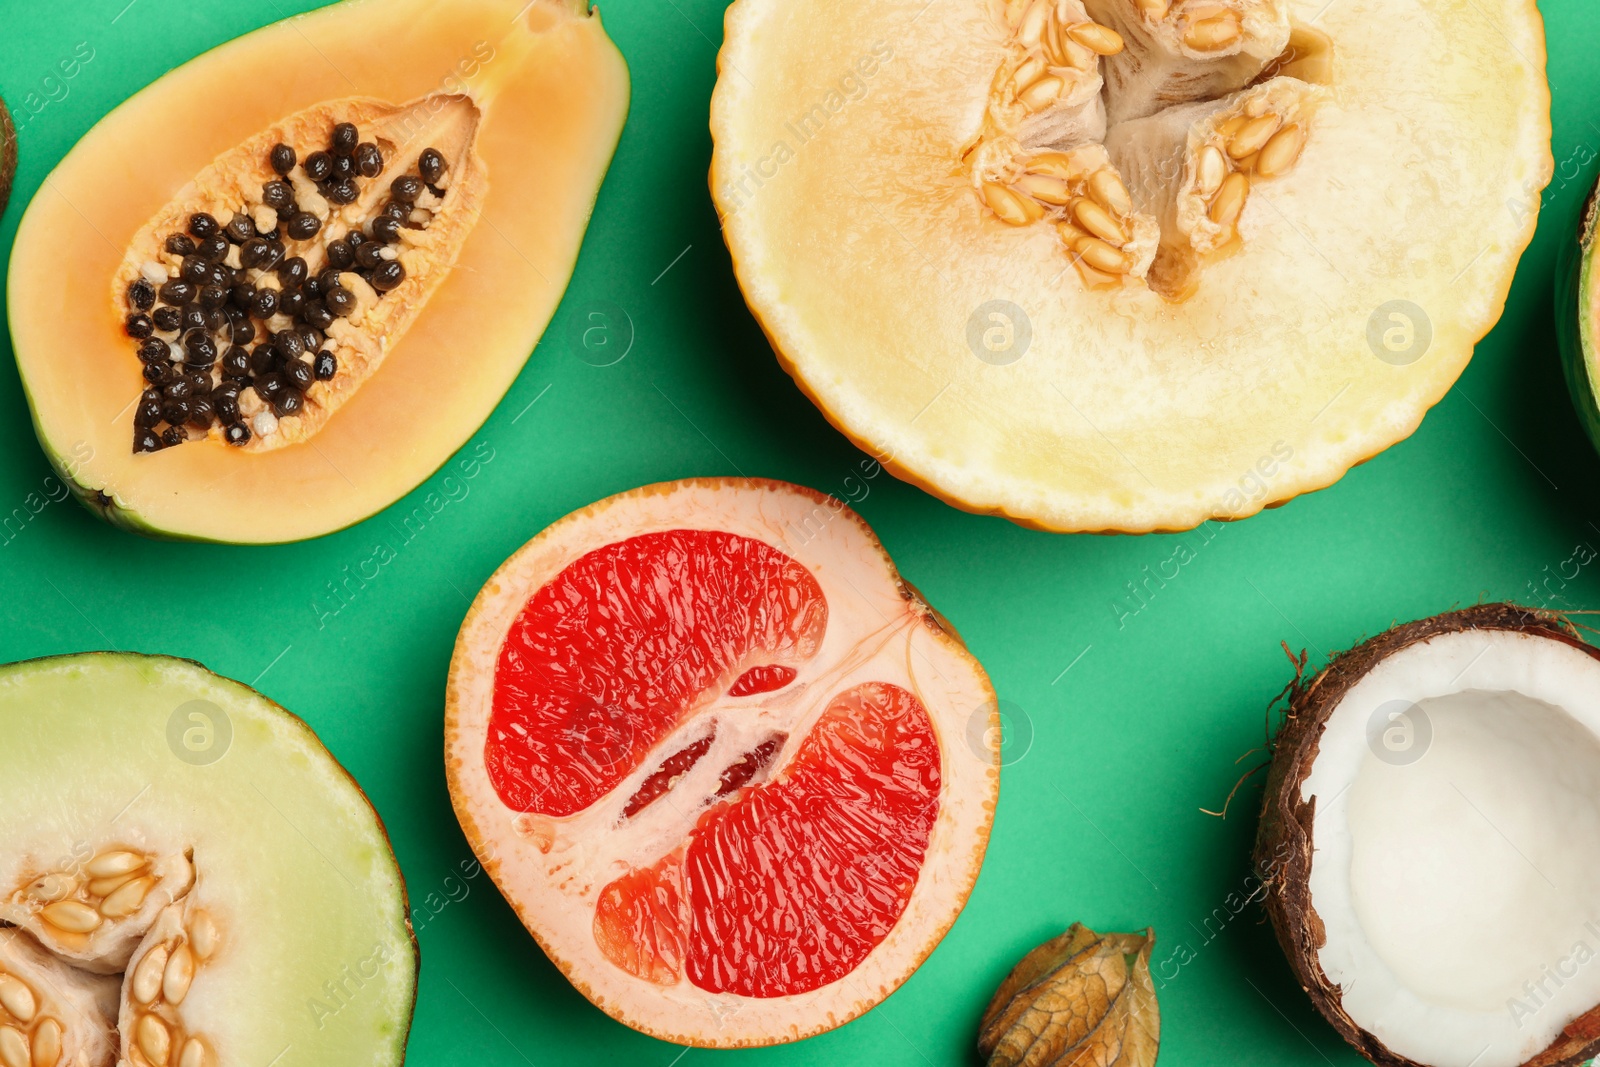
[445, 478, 999, 1046]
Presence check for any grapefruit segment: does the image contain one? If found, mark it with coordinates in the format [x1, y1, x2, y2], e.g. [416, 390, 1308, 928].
[597, 683, 940, 998]
[445, 479, 999, 1045]
[487, 529, 827, 817]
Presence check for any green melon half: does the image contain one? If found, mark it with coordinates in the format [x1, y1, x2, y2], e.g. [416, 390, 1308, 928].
[1558, 177, 1600, 452]
[0, 653, 415, 1066]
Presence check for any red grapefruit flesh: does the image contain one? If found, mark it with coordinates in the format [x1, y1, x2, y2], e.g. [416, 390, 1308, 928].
[445, 478, 999, 1046]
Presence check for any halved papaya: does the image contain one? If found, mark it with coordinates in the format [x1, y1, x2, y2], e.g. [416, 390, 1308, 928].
[709, 0, 1552, 532]
[8, 0, 628, 542]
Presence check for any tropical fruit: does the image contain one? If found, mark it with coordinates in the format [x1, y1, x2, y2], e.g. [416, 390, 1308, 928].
[8, 0, 628, 542]
[445, 478, 1000, 1045]
[0, 652, 416, 1066]
[710, 0, 1551, 532]
[1257, 604, 1600, 1067]
[1557, 175, 1600, 456]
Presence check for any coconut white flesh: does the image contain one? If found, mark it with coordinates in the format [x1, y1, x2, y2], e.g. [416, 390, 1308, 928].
[710, 0, 1551, 532]
[1302, 629, 1600, 1067]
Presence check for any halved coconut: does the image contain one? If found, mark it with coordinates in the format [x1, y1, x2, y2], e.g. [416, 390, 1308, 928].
[1257, 604, 1600, 1067]
[710, 0, 1551, 532]
[446, 478, 999, 1046]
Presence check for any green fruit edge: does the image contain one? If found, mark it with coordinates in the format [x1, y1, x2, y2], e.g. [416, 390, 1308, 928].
[1557, 174, 1600, 452]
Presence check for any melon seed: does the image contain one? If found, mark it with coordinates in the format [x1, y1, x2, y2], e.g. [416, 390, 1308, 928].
[1013, 55, 1046, 93]
[177, 1039, 207, 1067]
[86, 871, 141, 897]
[162, 945, 195, 1006]
[1017, 0, 1050, 49]
[1256, 123, 1306, 178]
[0, 978, 34, 1025]
[982, 182, 1045, 226]
[1067, 22, 1123, 55]
[132, 944, 169, 1005]
[1043, 21, 1073, 68]
[23, 876, 73, 905]
[97, 875, 154, 919]
[38, 901, 100, 934]
[1088, 169, 1132, 217]
[1209, 171, 1250, 226]
[137, 1014, 171, 1067]
[1228, 113, 1282, 158]
[1196, 144, 1228, 196]
[0, 1026, 26, 1067]
[1016, 173, 1072, 206]
[29, 1020, 59, 1067]
[1072, 198, 1127, 244]
[1075, 236, 1129, 273]
[1183, 13, 1241, 50]
[188, 912, 218, 960]
[1018, 75, 1064, 112]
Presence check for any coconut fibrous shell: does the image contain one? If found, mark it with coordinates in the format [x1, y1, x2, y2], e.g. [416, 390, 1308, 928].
[1254, 603, 1600, 1067]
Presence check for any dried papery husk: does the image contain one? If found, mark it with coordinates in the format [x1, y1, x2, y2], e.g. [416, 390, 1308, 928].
[113, 92, 485, 452]
[1105, 74, 1323, 298]
[977, 923, 1160, 1067]
[1086, 0, 1290, 123]
[0, 927, 120, 1067]
[0, 846, 193, 975]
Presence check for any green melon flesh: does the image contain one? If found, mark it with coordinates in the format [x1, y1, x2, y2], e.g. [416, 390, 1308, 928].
[0, 653, 415, 1065]
[1558, 179, 1600, 452]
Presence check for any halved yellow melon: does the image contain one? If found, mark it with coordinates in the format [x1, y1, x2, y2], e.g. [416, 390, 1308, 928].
[710, 0, 1551, 532]
[8, 0, 627, 542]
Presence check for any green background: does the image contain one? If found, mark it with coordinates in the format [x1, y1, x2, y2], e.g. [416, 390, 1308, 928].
[1, 0, 1596, 1063]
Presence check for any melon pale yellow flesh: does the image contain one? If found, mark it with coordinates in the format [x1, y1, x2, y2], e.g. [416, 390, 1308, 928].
[445, 479, 1000, 1047]
[1295, 628, 1600, 1067]
[0, 654, 416, 1066]
[709, 0, 1552, 532]
[7, 0, 627, 543]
